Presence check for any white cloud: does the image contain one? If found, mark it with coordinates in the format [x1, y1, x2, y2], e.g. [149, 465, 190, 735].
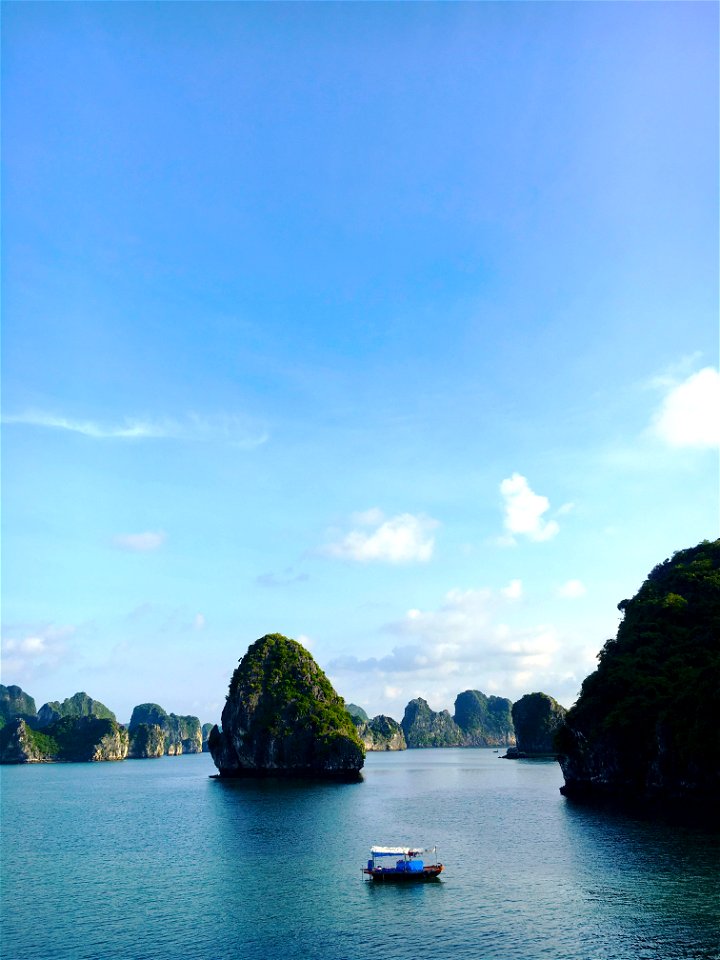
[326, 578, 609, 717]
[194, 613, 206, 630]
[499, 473, 560, 543]
[652, 367, 720, 449]
[557, 579, 587, 599]
[113, 531, 166, 552]
[2, 411, 268, 448]
[323, 511, 439, 563]
[501, 579, 523, 600]
[1, 623, 75, 683]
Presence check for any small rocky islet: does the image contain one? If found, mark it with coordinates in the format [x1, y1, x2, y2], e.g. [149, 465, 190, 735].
[208, 633, 365, 779]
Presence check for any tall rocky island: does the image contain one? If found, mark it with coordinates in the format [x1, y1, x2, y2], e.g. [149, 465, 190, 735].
[558, 539, 720, 804]
[510, 692, 567, 755]
[209, 633, 365, 779]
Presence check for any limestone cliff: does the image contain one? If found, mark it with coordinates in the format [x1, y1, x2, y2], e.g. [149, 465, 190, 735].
[209, 633, 364, 778]
[128, 723, 165, 758]
[511, 693, 566, 754]
[453, 690, 515, 746]
[401, 698, 463, 748]
[0, 685, 37, 728]
[37, 692, 116, 728]
[202, 722, 214, 752]
[0, 718, 52, 762]
[129, 703, 202, 755]
[356, 714, 406, 751]
[558, 539, 720, 802]
[0, 716, 128, 763]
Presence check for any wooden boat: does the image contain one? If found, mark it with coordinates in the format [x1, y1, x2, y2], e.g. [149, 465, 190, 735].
[362, 846, 443, 881]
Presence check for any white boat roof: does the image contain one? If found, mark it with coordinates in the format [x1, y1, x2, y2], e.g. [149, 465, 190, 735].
[371, 846, 435, 855]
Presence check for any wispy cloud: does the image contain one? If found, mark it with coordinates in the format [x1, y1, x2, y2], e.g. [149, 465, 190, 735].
[651, 366, 720, 449]
[113, 531, 167, 552]
[499, 474, 560, 544]
[322, 510, 439, 563]
[501, 578, 523, 600]
[2, 411, 269, 448]
[256, 569, 310, 588]
[328, 585, 596, 714]
[557, 579, 587, 599]
[1, 623, 76, 684]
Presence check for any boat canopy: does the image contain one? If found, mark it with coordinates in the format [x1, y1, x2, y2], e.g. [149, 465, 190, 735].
[370, 846, 435, 857]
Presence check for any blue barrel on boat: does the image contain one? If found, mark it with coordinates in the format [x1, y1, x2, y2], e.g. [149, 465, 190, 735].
[368, 860, 373, 870]
[395, 860, 406, 872]
[407, 860, 424, 872]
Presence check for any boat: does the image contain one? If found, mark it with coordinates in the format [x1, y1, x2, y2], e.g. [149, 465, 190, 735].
[362, 846, 443, 881]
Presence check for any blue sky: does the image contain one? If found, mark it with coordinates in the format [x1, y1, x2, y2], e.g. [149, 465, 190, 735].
[2, 2, 718, 725]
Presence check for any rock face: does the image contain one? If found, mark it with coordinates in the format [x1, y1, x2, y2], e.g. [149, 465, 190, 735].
[356, 715, 406, 751]
[209, 633, 365, 778]
[36, 692, 116, 728]
[0, 685, 37, 727]
[512, 693, 567, 754]
[400, 692, 516, 748]
[558, 539, 720, 803]
[346, 703, 369, 723]
[453, 690, 516, 747]
[128, 723, 165, 759]
[402, 698, 464, 748]
[129, 704, 202, 755]
[201, 722, 214, 752]
[0, 718, 50, 762]
[0, 716, 128, 763]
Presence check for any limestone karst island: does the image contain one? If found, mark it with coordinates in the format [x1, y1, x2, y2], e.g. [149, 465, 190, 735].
[2, 538, 718, 809]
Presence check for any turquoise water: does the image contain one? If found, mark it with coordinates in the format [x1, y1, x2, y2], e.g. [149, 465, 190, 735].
[2, 750, 718, 960]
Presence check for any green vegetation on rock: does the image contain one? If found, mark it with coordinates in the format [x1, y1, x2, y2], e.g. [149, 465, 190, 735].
[211, 633, 364, 777]
[37, 692, 116, 728]
[401, 698, 464, 748]
[355, 714, 407, 751]
[454, 690, 515, 746]
[511, 693, 566, 754]
[129, 703, 202, 754]
[558, 539, 720, 800]
[129, 723, 165, 759]
[0, 715, 128, 763]
[346, 703, 369, 723]
[0, 685, 37, 726]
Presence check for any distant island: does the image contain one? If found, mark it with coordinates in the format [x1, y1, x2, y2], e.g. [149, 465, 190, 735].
[0, 688, 211, 764]
[557, 538, 720, 804]
[0, 673, 563, 766]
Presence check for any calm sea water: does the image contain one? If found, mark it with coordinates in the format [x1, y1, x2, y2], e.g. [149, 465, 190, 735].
[2, 750, 719, 960]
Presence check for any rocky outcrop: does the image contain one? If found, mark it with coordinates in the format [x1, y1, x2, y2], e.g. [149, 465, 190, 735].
[36, 692, 116, 728]
[202, 723, 214, 753]
[453, 690, 515, 746]
[0, 718, 52, 762]
[0, 716, 128, 763]
[209, 633, 364, 778]
[356, 715, 406, 751]
[128, 723, 165, 758]
[346, 703, 369, 723]
[401, 698, 464, 748]
[0, 685, 37, 727]
[558, 539, 720, 803]
[511, 693, 566, 754]
[129, 704, 202, 755]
